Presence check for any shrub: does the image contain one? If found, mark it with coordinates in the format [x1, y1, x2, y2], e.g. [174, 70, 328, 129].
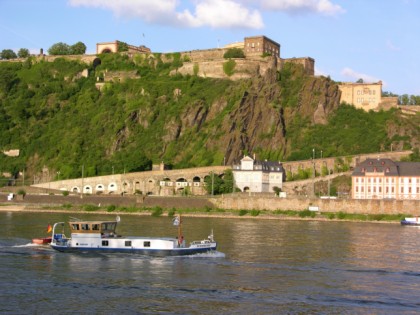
[62, 190, 69, 196]
[250, 210, 260, 217]
[151, 206, 163, 217]
[168, 208, 176, 217]
[204, 206, 212, 212]
[107, 205, 116, 212]
[223, 48, 245, 59]
[337, 212, 346, 220]
[83, 204, 99, 212]
[17, 189, 26, 197]
[299, 209, 316, 218]
[239, 209, 248, 216]
[223, 59, 236, 77]
[193, 63, 199, 76]
[327, 213, 335, 219]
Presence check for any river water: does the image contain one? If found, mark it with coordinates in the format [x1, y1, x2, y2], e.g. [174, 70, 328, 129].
[0, 211, 419, 314]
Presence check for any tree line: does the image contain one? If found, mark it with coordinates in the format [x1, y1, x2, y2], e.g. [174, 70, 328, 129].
[0, 41, 87, 60]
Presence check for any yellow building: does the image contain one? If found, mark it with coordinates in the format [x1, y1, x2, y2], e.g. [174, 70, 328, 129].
[339, 81, 383, 111]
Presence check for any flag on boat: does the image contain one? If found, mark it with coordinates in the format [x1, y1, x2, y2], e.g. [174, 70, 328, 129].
[172, 215, 180, 226]
[47, 224, 52, 233]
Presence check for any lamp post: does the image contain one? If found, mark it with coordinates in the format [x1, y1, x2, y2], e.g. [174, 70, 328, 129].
[312, 148, 315, 160]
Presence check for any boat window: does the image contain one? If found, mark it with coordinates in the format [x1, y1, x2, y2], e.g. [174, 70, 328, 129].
[101, 223, 116, 232]
[144, 241, 151, 247]
[81, 224, 89, 230]
[102, 241, 109, 246]
[125, 241, 132, 247]
[92, 224, 100, 231]
[71, 224, 80, 230]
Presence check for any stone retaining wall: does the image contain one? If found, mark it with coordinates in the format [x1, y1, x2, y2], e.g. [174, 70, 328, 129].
[210, 195, 420, 215]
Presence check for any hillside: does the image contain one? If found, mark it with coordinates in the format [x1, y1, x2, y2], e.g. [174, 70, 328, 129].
[0, 53, 419, 181]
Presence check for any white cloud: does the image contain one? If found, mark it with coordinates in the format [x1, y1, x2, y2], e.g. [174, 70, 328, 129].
[178, 0, 264, 29]
[341, 67, 382, 84]
[259, 0, 345, 16]
[68, 0, 342, 30]
[68, 0, 263, 29]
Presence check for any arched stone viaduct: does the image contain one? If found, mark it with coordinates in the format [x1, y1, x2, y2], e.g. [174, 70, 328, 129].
[32, 166, 228, 196]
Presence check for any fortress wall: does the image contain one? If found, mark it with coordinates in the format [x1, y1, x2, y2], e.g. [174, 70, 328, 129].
[210, 195, 420, 215]
[174, 58, 276, 80]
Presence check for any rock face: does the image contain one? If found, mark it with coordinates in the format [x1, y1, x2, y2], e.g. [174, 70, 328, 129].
[168, 64, 341, 165]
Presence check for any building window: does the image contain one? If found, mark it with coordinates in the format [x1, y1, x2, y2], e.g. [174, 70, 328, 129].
[144, 241, 151, 247]
[102, 241, 109, 246]
[125, 241, 132, 247]
[356, 186, 359, 192]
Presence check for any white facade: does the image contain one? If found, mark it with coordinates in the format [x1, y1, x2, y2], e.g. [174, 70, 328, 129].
[232, 156, 284, 193]
[352, 159, 420, 200]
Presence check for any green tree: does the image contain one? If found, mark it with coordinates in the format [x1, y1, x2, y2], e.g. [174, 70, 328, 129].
[223, 59, 236, 77]
[1, 49, 17, 60]
[223, 48, 245, 59]
[70, 42, 86, 55]
[204, 169, 235, 195]
[17, 48, 30, 58]
[48, 42, 71, 55]
[117, 41, 129, 52]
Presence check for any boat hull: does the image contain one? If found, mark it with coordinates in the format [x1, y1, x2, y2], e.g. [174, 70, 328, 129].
[400, 220, 420, 226]
[50, 244, 217, 256]
[32, 237, 52, 245]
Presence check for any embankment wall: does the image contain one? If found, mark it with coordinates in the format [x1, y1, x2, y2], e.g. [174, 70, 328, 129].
[210, 195, 420, 215]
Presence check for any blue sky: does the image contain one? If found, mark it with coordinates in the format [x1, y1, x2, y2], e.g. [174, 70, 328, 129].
[1, 0, 419, 95]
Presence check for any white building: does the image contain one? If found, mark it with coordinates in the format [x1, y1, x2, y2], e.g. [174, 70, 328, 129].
[352, 158, 420, 200]
[232, 156, 285, 193]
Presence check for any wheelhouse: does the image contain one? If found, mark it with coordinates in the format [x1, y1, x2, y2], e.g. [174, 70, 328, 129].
[69, 220, 118, 235]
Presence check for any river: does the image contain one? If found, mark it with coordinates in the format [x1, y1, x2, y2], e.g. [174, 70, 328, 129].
[0, 211, 419, 314]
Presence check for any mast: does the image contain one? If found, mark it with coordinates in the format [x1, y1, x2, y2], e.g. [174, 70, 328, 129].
[178, 215, 183, 245]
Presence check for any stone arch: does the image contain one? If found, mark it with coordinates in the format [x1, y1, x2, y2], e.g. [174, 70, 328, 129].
[83, 185, 93, 194]
[96, 184, 105, 194]
[93, 58, 101, 69]
[134, 181, 141, 193]
[243, 186, 250, 192]
[176, 177, 188, 188]
[108, 182, 117, 194]
[192, 176, 201, 187]
[100, 48, 112, 54]
[71, 186, 80, 193]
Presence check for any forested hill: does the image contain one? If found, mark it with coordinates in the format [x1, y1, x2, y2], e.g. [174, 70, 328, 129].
[0, 53, 419, 181]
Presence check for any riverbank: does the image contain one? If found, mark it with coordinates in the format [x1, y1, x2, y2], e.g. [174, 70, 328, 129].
[0, 201, 404, 224]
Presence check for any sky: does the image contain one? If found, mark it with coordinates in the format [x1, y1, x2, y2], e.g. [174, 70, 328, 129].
[1, 0, 419, 95]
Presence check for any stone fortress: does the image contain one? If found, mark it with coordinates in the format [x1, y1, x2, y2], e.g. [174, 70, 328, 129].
[96, 35, 315, 79]
[95, 35, 402, 112]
